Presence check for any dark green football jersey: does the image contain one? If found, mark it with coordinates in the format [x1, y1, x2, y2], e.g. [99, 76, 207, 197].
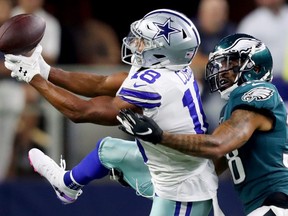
[220, 81, 288, 215]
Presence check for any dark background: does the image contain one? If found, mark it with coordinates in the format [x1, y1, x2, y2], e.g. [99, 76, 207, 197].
[44, 0, 256, 49]
[0, 176, 244, 216]
[40, 0, 261, 64]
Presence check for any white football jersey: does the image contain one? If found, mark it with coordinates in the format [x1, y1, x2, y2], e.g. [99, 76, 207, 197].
[117, 66, 218, 201]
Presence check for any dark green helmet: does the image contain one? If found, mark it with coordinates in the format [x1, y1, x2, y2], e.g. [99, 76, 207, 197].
[205, 33, 273, 94]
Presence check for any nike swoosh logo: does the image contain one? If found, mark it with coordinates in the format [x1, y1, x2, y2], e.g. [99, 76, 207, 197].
[133, 83, 147, 88]
[136, 128, 152, 135]
[251, 83, 262, 86]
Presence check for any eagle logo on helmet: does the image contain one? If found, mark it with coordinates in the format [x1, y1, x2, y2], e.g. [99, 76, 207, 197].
[153, 18, 180, 45]
[241, 86, 274, 102]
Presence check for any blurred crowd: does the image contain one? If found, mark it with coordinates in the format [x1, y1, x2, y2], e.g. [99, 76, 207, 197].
[0, 0, 287, 181]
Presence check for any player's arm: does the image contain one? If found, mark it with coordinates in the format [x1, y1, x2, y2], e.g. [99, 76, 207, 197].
[0, 59, 11, 77]
[30, 74, 139, 125]
[5, 45, 128, 97]
[118, 108, 273, 159]
[213, 156, 228, 176]
[4, 48, 137, 125]
[160, 109, 273, 159]
[48, 67, 128, 97]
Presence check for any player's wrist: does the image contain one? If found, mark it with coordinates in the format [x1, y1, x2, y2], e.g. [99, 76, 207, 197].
[160, 132, 170, 144]
[39, 55, 51, 80]
[29, 73, 43, 83]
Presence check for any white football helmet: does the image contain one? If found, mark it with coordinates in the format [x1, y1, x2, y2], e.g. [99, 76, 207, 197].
[121, 9, 200, 69]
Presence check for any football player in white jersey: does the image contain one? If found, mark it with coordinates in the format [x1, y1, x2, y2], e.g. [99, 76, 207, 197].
[5, 9, 222, 216]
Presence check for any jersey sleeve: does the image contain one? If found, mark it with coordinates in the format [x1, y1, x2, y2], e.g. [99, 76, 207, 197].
[116, 68, 162, 109]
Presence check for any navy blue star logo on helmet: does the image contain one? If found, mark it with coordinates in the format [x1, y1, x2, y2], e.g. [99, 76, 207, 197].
[153, 18, 180, 45]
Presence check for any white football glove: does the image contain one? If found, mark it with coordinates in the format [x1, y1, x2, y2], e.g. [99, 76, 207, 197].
[4, 44, 51, 81]
[5, 51, 40, 83]
[38, 49, 51, 80]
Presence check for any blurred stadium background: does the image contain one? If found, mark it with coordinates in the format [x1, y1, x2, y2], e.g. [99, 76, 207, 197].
[3, 0, 285, 215]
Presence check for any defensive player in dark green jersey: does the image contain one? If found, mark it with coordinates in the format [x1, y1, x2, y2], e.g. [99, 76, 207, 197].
[117, 33, 288, 215]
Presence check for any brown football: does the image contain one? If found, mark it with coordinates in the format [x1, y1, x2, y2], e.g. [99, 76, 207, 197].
[0, 13, 46, 55]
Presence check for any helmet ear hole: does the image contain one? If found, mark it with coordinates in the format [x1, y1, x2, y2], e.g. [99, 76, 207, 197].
[182, 29, 188, 39]
[253, 66, 261, 74]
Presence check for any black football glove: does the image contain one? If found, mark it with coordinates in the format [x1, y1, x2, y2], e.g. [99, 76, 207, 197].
[117, 109, 163, 144]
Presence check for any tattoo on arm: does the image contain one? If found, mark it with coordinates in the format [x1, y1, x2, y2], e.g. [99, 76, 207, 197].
[160, 109, 259, 159]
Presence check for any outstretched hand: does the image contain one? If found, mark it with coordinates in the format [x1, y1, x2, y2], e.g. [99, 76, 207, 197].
[4, 44, 42, 82]
[4, 44, 51, 82]
[117, 109, 163, 144]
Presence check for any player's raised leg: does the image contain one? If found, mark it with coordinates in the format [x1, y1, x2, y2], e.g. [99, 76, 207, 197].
[28, 148, 84, 204]
[28, 138, 110, 204]
[28, 137, 153, 204]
